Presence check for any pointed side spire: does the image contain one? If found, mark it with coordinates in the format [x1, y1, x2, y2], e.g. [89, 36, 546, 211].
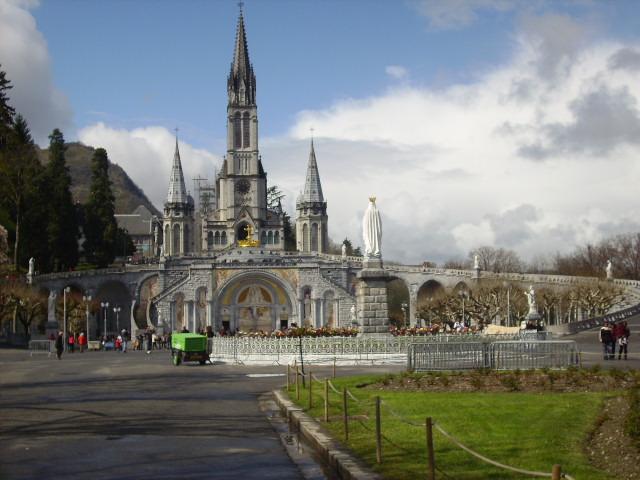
[228, 7, 256, 106]
[302, 137, 325, 203]
[167, 135, 188, 204]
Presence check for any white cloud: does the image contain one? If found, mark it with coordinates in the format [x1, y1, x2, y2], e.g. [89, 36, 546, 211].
[0, 0, 73, 145]
[385, 65, 408, 80]
[272, 13, 640, 264]
[413, 0, 514, 31]
[78, 123, 221, 211]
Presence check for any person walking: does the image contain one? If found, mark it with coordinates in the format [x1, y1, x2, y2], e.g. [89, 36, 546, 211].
[68, 333, 75, 353]
[55, 331, 64, 360]
[78, 332, 87, 353]
[145, 328, 153, 355]
[121, 329, 128, 353]
[618, 321, 630, 360]
[599, 321, 615, 360]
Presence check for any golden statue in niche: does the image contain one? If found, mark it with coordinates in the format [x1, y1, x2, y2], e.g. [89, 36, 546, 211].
[238, 224, 259, 247]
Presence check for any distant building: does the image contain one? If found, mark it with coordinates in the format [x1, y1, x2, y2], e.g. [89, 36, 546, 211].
[115, 205, 161, 258]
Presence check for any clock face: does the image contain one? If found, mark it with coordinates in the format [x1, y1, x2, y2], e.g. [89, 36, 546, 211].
[235, 179, 251, 195]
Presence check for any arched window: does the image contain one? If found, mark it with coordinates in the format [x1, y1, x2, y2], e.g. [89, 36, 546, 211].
[274, 231, 280, 244]
[311, 223, 319, 252]
[233, 112, 241, 149]
[261, 230, 267, 245]
[302, 223, 309, 252]
[221, 231, 227, 245]
[267, 231, 273, 244]
[164, 225, 170, 254]
[207, 231, 214, 249]
[242, 112, 250, 148]
[183, 224, 190, 254]
[172, 224, 180, 256]
[214, 231, 220, 245]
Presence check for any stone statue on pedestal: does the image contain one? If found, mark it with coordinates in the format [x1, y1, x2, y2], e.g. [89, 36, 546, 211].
[606, 260, 613, 280]
[350, 304, 357, 324]
[525, 285, 537, 314]
[341, 242, 347, 260]
[362, 197, 382, 260]
[473, 254, 480, 270]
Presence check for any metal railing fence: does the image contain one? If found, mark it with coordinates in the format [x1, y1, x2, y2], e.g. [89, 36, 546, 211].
[28, 340, 54, 357]
[408, 340, 579, 371]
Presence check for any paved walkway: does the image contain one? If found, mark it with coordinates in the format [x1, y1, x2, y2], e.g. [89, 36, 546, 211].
[0, 349, 400, 480]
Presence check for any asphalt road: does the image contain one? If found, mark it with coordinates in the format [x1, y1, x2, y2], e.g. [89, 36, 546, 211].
[0, 349, 400, 480]
[566, 314, 640, 369]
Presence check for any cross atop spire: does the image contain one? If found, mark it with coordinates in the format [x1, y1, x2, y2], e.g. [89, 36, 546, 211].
[228, 5, 256, 106]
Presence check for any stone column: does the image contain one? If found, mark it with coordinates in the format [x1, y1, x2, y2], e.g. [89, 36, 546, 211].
[357, 264, 389, 336]
[130, 299, 137, 335]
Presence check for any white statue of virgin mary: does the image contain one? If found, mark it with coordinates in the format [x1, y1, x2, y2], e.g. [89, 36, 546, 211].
[362, 197, 382, 258]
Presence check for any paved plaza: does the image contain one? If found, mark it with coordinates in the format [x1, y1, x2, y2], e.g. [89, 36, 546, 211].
[0, 348, 401, 480]
[0, 319, 637, 480]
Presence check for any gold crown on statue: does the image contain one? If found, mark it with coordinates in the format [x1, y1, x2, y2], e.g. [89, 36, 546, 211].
[369, 196, 376, 203]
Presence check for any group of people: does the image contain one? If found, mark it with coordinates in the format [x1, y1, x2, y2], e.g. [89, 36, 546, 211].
[599, 320, 631, 360]
[52, 331, 88, 359]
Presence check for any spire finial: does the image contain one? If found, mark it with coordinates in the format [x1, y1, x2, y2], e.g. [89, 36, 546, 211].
[238, 1, 244, 13]
[310, 127, 315, 147]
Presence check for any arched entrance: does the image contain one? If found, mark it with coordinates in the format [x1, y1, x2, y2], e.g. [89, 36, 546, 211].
[216, 272, 296, 333]
[95, 280, 132, 337]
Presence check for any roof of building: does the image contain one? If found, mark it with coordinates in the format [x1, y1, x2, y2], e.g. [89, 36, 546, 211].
[166, 138, 188, 204]
[300, 138, 325, 204]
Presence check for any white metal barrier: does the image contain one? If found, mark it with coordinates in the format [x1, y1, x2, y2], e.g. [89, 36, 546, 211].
[28, 340, 54, 357]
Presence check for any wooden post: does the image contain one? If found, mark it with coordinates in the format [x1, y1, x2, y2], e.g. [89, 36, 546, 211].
[343, 387, 349, 441]
[333, 357, 336, 378]
[308, 371, 313, 410]
[296, 366, 300, 401]
[551, 465, 561, 480]
[426, 417, 435, 480]
[286, 364, 290, 390]
[324, 379, 329, 422]
[375, 396, 382, 463]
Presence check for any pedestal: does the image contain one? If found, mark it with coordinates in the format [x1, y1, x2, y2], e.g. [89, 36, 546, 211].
[356, 266, 390, 336]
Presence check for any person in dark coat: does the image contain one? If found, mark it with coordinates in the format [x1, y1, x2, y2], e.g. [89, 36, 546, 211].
[599, 321, 615, 360]
[55, 331, 64, 360]
[618, 321, 630, 360]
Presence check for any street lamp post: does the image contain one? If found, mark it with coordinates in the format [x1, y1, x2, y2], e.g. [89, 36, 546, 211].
[83, 295, 92, 340]
[459, 290, 468, 327]
[113, 306, 121, 334]
[100, 301, 109, 338]
[63, 287, 70, 352]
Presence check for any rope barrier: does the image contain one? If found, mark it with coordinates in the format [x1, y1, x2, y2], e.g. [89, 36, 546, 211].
[432, 422, 575, 480]
[346, 389, 361, 403]
[327, 379, 342, 395]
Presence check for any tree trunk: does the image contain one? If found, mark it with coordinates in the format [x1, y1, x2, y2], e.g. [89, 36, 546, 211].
[13, 202, 20, 268]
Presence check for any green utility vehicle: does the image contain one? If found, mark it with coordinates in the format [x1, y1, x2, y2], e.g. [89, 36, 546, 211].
[170, 333, 209, 366]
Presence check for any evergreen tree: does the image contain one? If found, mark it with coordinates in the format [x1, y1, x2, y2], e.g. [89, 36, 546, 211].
[0, 66, 15, 148]
[83, 148, 117, 267]
[0, 115, 42, 268]
[283, 213, 296, 251]
[45, 129, 79, 271]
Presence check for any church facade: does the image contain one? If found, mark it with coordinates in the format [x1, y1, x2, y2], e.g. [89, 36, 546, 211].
[152, 9, 358, 334]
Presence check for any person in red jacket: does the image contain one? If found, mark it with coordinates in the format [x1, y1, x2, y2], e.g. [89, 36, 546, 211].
[68, 334, 75, 353]
[78, 332, 87, 353]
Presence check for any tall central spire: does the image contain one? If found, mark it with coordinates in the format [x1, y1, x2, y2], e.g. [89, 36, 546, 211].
[167, 136, 188, 204]
[228, 7, 256, 106]
[302, 138, 325, 203]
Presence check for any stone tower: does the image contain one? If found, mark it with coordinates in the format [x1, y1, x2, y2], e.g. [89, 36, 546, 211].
[163, 138, 195, 256]
[296, 139, 328, 253]
[201, 8, 284, 251]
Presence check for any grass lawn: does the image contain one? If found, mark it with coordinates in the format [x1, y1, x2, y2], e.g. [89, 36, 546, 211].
[286, 374, 615, 480]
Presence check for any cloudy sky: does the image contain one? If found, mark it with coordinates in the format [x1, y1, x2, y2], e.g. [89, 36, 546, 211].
[2, 0, 640, 265]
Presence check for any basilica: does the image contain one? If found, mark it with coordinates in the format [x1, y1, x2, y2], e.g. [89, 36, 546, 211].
[150, 9, 356, 334]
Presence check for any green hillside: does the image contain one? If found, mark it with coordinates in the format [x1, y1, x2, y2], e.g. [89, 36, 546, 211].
[36, 142, 161, 216]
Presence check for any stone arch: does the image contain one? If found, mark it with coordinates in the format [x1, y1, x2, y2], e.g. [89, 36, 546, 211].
[453, 281, 469, 293]
[216, 271, 297, 333]
[233, 111, 241, 149]
[172, 292, 186, 331]
[268, 231, 273, 244]
[95, 280, 132, 337]
[208, 231, 214, 249]
[237, 222, 250, 241]
[261, 230, 267, 245]
[387, 277, 410, 327]
[274, 231, 280, 244]
[417, 279, 445, 310]
[221, 231, 227, 245]
[134, 274, 160, 330]
[164, 224, 170, 254]
[242, 111, 250, 148]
